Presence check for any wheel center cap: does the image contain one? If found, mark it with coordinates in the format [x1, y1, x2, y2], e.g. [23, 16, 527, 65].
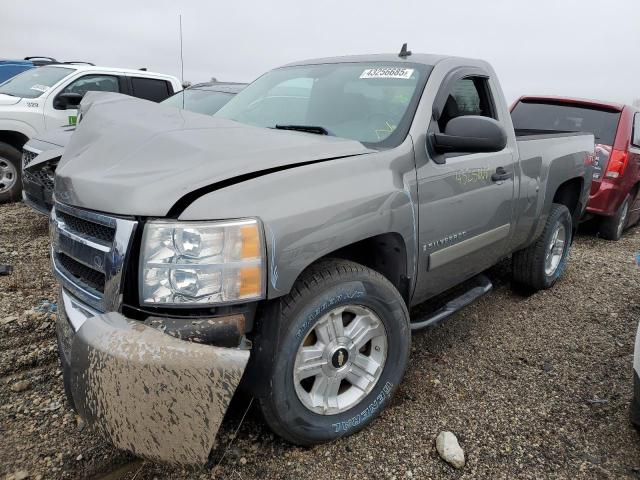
[331, 348, 349, 369]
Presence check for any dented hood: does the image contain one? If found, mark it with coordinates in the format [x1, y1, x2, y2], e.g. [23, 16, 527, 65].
[55, 92, 373, 216]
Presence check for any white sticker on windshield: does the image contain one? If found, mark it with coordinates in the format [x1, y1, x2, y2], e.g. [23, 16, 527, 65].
[360, 68, 415, 80]
[30, 84, 49, 93]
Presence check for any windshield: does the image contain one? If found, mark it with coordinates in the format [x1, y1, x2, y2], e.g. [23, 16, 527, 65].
[511, 100, 621, 145]
[215, 62, 431, 147]
[161, 89, 234, 115]
[0, 66, 74, 99]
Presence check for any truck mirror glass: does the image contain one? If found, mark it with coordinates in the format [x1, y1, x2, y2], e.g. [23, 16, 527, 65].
[55, 92, 83, 110]
[432, 116, 507, 154]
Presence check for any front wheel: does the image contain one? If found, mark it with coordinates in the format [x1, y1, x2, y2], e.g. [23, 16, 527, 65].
[512, 203, 573, 291]
[0, 142, 23, 204]
[258, 259, 410, 446]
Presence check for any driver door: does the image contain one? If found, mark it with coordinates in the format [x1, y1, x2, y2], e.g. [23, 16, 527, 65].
[413, 70, 516, 303]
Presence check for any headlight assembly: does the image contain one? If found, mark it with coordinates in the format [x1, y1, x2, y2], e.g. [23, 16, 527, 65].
[140, 219, 264, 306]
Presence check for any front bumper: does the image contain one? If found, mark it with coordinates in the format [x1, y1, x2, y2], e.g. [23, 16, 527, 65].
[56, 288, 250, 464]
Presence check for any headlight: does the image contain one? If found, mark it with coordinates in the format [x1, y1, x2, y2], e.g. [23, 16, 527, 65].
[140, 219, 264, 305]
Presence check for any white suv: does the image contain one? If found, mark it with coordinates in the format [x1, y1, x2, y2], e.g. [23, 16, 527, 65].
[0, 63, 182, 202]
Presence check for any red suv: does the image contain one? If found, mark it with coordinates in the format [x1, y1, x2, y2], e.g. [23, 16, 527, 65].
[511, 96, 640, 240]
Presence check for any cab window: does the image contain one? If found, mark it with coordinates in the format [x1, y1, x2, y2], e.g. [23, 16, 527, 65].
[438, 77, 495, 131]
[61, 74, 120, 96]
[131, 77, 172, 102]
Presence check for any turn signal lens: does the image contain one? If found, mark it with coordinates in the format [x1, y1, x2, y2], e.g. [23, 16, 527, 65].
[239, 266, 262, 298]
[605, 149, 629, 179]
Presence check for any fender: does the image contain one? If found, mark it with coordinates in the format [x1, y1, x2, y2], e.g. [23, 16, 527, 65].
[179, 137, 419, 299]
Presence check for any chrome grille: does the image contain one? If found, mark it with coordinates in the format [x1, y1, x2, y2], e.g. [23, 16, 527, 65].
[23, 166, 55, 192]
[22, 147, 40, 169]
[57, 210, 115, 243]
[57, 252, 106, 293]
[51, 202, 137, 312]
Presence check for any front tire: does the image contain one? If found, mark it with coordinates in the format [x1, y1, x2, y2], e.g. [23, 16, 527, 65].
[258, 259, 410, 446]
[0, 142, 22, 204]
[512, 203, 573, 291]
[599, 194, 630, 241]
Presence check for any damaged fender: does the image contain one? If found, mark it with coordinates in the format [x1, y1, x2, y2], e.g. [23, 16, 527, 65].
[69, 312, 249, 464]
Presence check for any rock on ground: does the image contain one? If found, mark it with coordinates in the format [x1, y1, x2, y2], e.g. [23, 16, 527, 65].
[436, 431, 465, 469]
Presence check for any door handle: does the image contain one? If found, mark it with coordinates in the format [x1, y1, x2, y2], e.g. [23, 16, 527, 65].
[491, 167, 513, 182]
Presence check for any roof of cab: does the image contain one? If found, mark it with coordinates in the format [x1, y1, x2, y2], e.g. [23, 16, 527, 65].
[516, 95, 627, 112]
[283, 53, 451, 68]
[43, 63, 180, 82]
[189, 82, 246, 94]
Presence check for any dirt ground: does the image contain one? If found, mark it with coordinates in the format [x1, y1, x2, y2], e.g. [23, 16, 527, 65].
[1, 201, 639, 479]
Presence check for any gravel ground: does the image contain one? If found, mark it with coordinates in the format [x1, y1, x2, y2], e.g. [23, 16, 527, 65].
[1, 201, 639, 480]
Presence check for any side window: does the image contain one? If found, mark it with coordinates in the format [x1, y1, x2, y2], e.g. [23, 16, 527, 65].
[130, 77, 171, 102]
[438, 77, 495, 131]
[61, 74, 120, 96]
[633, 113, 640, 148]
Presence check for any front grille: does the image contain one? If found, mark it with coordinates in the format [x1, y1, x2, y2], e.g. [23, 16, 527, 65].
[58, 253, 105, 293]
[58, 211, 116, 243]
[24, 167, 55, 192]
[51, 203, 137, 312]
[22, 149, 39, 168]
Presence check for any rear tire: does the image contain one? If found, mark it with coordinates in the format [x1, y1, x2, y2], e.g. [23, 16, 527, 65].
[258, 259, 410, 446]
[0, 142, 23, 204]
[512, 203, 573, 291]
[599, 195, 630, 241]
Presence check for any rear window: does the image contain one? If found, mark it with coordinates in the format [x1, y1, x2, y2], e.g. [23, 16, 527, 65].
[511, 100, 621, 145]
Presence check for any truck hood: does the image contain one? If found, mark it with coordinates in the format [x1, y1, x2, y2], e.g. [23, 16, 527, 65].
[0, 94, 21, 106]
[55, 92, 374, 216]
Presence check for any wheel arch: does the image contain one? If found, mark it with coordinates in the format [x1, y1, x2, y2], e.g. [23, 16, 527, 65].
[552, 176, 584, 228]
[280, 232, 411, 307]
[0, 130, 30, 151]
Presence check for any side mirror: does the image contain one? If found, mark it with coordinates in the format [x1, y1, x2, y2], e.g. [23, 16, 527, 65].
[54, 92, 83, 110]
[432, 116, 507, 154]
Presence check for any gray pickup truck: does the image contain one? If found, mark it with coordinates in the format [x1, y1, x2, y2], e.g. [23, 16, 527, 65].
[50, 51, 594, 464]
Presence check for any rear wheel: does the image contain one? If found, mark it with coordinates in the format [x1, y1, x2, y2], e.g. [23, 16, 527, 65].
[512, 203, 573, 291]
[258, 259, 410, 446]
[0, 142, 22, 204]
[599, 195, 630, 241]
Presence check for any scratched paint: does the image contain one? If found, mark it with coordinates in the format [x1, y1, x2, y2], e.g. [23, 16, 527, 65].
[69, 313, 249, 465]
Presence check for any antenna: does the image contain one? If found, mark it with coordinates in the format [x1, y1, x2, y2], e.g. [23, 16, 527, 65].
[399, 43, 411, 58]
[179, 14, 185, 108]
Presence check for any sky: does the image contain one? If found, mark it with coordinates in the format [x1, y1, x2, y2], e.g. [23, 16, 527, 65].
[2, 0, 639, 105]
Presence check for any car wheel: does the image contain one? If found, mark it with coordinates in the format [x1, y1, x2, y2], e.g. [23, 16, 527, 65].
[632, 372, 640, 430]
[512, 203, 573, 291]
[0, 142, 23, 204]
[258, 259, 411, 446]
[599, 195, 630, 241]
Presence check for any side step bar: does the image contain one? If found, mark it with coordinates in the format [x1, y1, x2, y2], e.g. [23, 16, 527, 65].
[410, 274, 493, 331]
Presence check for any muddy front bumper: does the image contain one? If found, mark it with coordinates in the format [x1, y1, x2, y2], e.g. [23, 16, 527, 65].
[56, 289, 250, 465]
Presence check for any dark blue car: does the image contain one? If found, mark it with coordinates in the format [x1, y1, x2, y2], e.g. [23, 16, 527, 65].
[0, 57, 58, 84]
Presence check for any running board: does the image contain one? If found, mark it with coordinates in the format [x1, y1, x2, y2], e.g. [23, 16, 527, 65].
[410, 274, 493, 331]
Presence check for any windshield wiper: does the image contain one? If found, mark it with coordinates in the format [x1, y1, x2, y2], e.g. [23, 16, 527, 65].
[274, 124, 332, 136]
[0, 92, 16, 97]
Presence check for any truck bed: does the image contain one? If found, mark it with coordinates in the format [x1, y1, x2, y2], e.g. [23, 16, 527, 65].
[514, 129, 592, 140]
